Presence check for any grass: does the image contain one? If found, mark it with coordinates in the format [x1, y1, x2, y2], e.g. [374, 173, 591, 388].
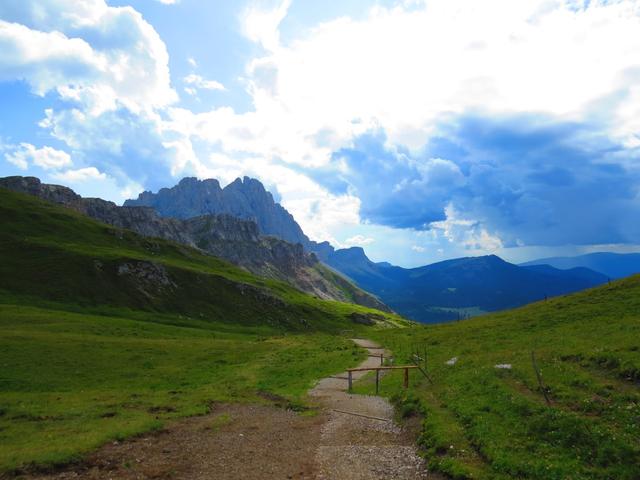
[7, 186, 639, 478]
[0, 187, 404, 473]
[0, 303, 367, 472]
[356, 276, 640, 479]
[0, 187, 408, 331]
[208, 413, 232, 431]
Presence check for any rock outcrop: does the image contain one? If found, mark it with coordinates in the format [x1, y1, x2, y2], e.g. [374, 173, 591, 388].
[1, 176, 389, 311]
[124, 176, 338, 257]
[125, 177, 311, 246]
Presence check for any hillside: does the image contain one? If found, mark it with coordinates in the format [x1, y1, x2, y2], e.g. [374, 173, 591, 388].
[522, 252, 640, 279]
[359, 276, 640, 479]
[0, 186, 401, 330]
[326, 248, 608, 322]
[0, 176, 388, 312]
[0, 186, 407, 473]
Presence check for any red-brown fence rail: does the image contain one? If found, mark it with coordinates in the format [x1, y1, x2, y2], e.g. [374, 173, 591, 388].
[346, 365, 418, 394]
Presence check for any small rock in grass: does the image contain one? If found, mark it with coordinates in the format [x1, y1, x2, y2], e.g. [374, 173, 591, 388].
[445, 357, 458, 366]
[495, 364, 512, 369]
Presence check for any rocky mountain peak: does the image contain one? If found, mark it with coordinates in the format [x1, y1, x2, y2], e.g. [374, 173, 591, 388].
[176, 176, 222, 191]
[125, 176, 310, 247]
[332, 246, 371, 265]
[0, 176, 81, 206]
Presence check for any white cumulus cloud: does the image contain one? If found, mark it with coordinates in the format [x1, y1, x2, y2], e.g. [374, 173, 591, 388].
[3, 0, 640, 263]
[0, 0, 176, 114]
[164, 0, 640, 257]
[431, 204, 504, 252]
[172, 0, 640, 182]
[4, 143, 72, 170]
[241, 0, 291, 51]
[52, 166, 107, 182]
[344, 235, 375, 247]
[183, 74, 225, 96]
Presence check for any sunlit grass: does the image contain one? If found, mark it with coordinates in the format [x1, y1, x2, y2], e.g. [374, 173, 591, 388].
[0, 187, 400, 472]
[359, 277, 640, 479]
[0, 304, 366, 472]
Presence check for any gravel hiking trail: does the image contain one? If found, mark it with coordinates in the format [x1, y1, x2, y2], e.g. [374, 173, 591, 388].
[309, 338, 432, 480]
[13, 339, 436, 480]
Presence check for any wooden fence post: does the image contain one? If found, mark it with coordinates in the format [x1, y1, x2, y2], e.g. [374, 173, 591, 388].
[531, 351, 551, 405]
[348, 370, 353, 392]
[403, 367, 409, 389]
[380, 353, 383, 366]
[375, 369, 380, 395]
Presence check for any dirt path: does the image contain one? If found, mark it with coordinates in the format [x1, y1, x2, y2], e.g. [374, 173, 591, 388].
[309, 338, 431, 480]
[17, 404, 324, 480]
[15, 339, 435, 480]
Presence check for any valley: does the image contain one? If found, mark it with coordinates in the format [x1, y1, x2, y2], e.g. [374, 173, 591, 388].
[1, 178, 638, 479]
[2, 2, 640, 479]
[0, 185, 404, 475]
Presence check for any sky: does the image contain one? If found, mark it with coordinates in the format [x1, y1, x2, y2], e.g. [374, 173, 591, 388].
[1, 0, 640, 267]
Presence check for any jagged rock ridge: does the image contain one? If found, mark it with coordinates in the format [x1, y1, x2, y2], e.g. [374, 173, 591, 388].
[0, 176, 389, 311]
[125, 176, 336, 258]
[125, 177, 310, 245]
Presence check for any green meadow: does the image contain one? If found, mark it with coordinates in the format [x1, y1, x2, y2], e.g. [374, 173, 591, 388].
[0, 188, 399, 473]
[2, 187, 639, 479]
[0, 303, 367, 472]
[357, 276, 640, 479]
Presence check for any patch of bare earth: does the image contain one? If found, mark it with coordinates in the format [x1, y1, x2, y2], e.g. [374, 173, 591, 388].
[14, 339, 439, 480]
[19, 404, 324, 480]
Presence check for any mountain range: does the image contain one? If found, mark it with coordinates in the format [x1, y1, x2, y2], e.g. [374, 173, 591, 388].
[124, 176, 336, 258]
[123, 176, 612, 323]
[0, 176, 388, 312]
[0, 184, 404, 333]
[323, 247, 608, 322]
[521, 252, 640, 280]
[2, 174, 621, 323]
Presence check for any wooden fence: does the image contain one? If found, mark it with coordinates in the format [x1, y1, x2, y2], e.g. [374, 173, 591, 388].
[347, 365, 418, 394]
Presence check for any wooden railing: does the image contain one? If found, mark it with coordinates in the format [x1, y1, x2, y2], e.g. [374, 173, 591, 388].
[346, 365, 418, 394]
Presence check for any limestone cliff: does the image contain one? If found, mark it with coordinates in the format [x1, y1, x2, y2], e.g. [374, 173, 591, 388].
[125, 177, 311, 246]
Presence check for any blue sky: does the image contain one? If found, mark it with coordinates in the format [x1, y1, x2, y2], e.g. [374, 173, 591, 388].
[1, 0, 640, 267]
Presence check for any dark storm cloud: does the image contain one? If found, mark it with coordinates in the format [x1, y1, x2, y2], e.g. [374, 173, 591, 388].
[316, 113, 640, 247]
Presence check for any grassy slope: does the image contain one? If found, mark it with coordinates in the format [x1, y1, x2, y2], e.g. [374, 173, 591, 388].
[0, 187, 405, 331]
[359, 277, 640, 480]
[0, 188, 406, 473]
[0, 304, 365, 472]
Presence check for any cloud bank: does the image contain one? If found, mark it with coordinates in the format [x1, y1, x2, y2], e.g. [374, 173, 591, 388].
[1, 0, 640, 264]
[326, 114, 640, 248]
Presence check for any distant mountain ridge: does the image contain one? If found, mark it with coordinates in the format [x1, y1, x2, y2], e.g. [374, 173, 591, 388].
[521, 252, 640, 280]
[0, 176, 389, 311]
[324, 247, 608, 322]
